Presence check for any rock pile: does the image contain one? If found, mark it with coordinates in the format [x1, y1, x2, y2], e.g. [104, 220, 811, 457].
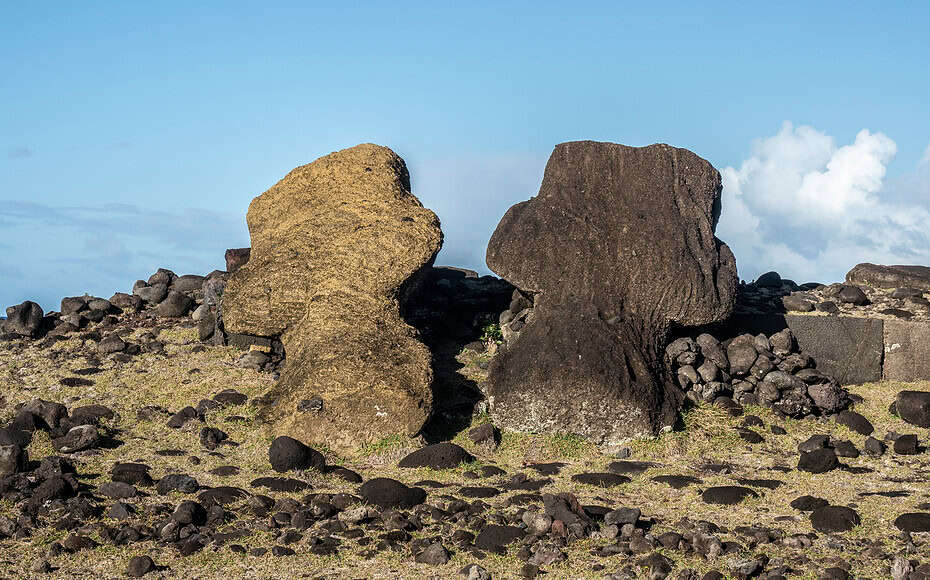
[666, 328, 851, 417]
[735, 267, 930, 322]
[485, 141, 738, 445]
[221, 143, 443, 451]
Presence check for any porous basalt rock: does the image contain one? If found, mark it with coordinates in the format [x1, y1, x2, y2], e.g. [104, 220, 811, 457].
[222, 143, 442, 451]
[485, 141, 738, 445]
[846, 263, 930, 292]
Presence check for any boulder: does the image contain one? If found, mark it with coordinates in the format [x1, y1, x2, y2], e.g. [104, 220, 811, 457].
[154, 290, 193, 317]
[2, 301, 43, 337]
[846, 263, 930, 291]
[896, 390, 930, 427]
[484, 141, 737, 444]
[225, 248, 251, 273]
[222, 144, 442, 451]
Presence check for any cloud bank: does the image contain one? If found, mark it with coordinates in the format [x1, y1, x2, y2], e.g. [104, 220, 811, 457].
[717, 122, 930, 284]
[0, 201, 248, 311]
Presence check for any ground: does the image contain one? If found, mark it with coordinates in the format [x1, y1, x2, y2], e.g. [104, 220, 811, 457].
[0, 320, 928, 579]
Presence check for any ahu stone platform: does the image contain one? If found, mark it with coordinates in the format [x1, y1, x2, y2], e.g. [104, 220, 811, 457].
[689, 313, 930, 385]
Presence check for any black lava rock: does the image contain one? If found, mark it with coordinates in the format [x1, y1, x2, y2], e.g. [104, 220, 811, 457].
[398, 442, 473, 469]
[268, 436, 325, 472]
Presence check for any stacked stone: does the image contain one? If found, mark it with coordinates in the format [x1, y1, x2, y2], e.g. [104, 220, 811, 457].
[497, 289, 534, 343]
[665, 329, 850, 418]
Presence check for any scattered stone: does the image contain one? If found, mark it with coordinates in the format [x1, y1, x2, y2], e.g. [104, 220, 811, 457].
[893, 434, 919, 455]
[810, 506, 861, 533]
[157, 474, 199, 495]
[791, 495, 830, 511]
[651, 475, 702, 489]
[798, 449, 839, 474]
[701, 486, 758, 505]
[127, 555, 156, 577]
[2, 301, 43, 337]
[570, 472, 630, 487]
[359, 478, 426, 509]
[268, 436, 325, 472]
[415, 542, 450, 565]
[893, 513, 930, 533]
[474, 524, 525, 554]
[398, 442, 473, 469]
[835, 410, 874, 436]
[52, 425, 100, 453]
[896, 391, 930, 427]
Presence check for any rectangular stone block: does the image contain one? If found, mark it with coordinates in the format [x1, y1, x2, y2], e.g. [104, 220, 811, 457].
[785, 314, 883, 385]
[883, 319, 930, 382]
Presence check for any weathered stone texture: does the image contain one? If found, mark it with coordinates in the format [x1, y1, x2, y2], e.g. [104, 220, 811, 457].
[222, 143, 442, 451]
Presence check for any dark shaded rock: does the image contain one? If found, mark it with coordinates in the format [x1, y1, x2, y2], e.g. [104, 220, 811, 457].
[0, 445, 27, 477]
[896, 391, 930, 428]
[326, 466, 363, 484]
[268, 436, 325, 472]
[360, 478, 426, 509]
[785, 314, 882, 385]
[864, 437, 886, 456]
[213, 389, 248, 407]
[832, 439, 859, 458]
[846, 263, 930, 291]
[790, 495, 829, 511]
[755, 271, 782, 287]
[398, 442, 473, 469]
[894, 513, 930, 533]
[835, 410, 874, 436]
[604, 507, 641, 526]
[250, 477, 311, 493]
[21, 399, 68, 430]
[127, 555, 156, 577]
[798, 449, 839, 473]
[474, 524, 525, 554]
[111, 463, 153, 486]
[485, 141, 737, 445]
[701, 486, 758, 505]
[172, 501, 207, 525]
[837, 285, 869, 305]
[155, 290, 193, 317]
[199, 427, 228, 450]
[570, 472, 630, 487]
[62, 533, 98, 552]
[98, 333, 127, 354]
[70, 405, 115, 425]
[225, 248, 251, 273]
[157, 474, 199, 495]
[52, 425, 99, 453]
[2, 301, 43, 337]
[893, 434, 919, 455]
[651, 474, 702, 489]
[415, 542, 450, 565]
[459, 486, 500, 498]
[782, 294, 815, 313]
[99, 482, 138, 499]
[810, 506, 860, 533]
[607, 461, 656, 476]
[468, 423, 499, 450]
[198, 486, 248, 506]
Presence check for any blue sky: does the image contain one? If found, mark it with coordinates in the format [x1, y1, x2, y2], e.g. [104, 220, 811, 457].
[2, 2, 929, 310]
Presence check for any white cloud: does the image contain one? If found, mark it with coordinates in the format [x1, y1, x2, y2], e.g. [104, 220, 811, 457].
[718, 122, 930, 284]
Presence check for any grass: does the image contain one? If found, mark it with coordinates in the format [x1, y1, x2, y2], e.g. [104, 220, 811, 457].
[0, 321, 928, 578]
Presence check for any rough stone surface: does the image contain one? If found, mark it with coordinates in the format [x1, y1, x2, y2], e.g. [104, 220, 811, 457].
[896, 390, 930, 427]
[268, 436, 325, 472]
[222, 143, 442, 451]
[485, 141, 737, 445]
[883, 320, 930, 382]
[398, 443, 473, 470]
[2, 301, 43, 337]
[846, 263, 930, 291]
[785, 314, 883, 385]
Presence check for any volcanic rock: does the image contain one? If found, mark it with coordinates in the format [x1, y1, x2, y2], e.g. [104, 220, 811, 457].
[359, 478, 426, 509]
[2, 301, 43, 337]
[484, 141, 737, 445]
[222, 143, 442, 451]
[896, 391, 930, 427]
[846, 263, 930, 291]
[398, 443, 473, 469]
[810, 506, 860, 533]
[268, 436, 325, 472]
